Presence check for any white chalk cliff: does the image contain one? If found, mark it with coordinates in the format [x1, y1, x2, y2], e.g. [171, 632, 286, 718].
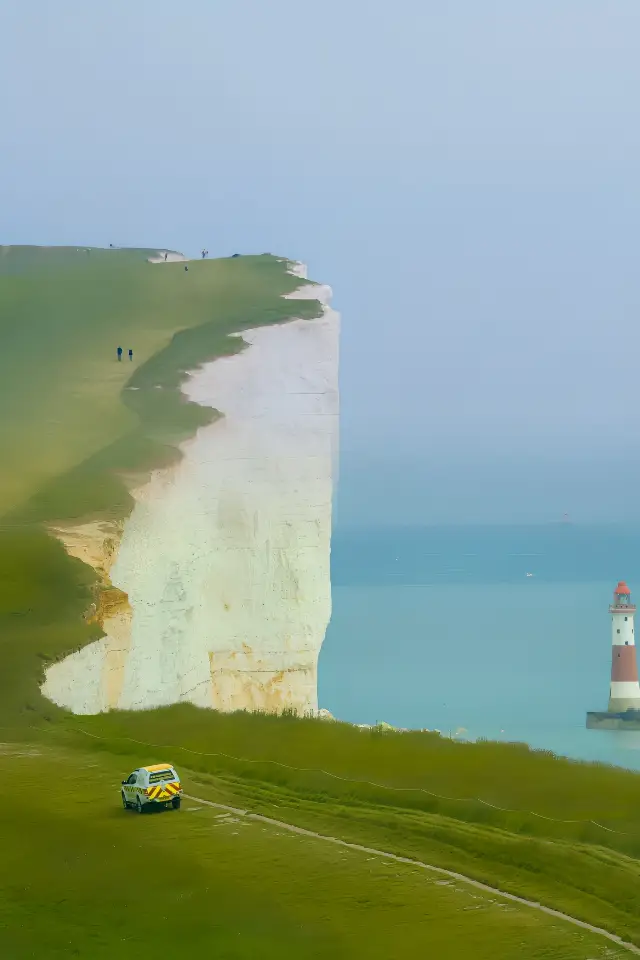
[42, 263, 339, 716]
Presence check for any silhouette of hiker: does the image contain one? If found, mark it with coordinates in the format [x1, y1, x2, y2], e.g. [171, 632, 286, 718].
[117, 346, 123, 361]
[184, 265, 188, 272]
[201, 249, 205, 259]
[164, 252, 168, 261]
[128, 348, 133, 361]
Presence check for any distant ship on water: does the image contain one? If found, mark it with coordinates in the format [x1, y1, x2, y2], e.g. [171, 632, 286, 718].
[549, 512, 572, 526]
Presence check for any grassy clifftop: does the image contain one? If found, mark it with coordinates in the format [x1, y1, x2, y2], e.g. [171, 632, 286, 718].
[0, 246, 318, 523]
[0, 246, 321, 724]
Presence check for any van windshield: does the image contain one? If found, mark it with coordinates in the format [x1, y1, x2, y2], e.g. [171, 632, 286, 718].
[148, 770, 176, 783]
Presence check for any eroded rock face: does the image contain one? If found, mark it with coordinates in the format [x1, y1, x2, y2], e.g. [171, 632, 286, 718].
[42, 266, 339, 716]
[42, 520, 134, 714]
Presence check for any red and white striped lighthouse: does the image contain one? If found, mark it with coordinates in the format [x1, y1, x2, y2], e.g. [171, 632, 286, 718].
[608, 580, 640, 713]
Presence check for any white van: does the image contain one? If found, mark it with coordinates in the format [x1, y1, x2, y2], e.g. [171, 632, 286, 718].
[121, 763, 182, 812]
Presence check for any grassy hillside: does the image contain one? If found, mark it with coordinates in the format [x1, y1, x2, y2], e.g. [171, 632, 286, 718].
[1, 743, 631, 960]
[0, 245, 318, 522]
[38, 704, 640, 948]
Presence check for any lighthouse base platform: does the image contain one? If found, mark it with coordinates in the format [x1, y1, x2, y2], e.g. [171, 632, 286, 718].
[586, 710, 640, 731]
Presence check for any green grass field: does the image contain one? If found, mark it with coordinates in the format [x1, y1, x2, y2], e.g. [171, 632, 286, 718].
[1, 743, 632, 959]
[47, 705, 640, 948]
[2, 245, 640, 957]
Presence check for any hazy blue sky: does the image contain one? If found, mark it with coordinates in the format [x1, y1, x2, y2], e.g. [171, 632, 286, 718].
[2, 1, 640, 524]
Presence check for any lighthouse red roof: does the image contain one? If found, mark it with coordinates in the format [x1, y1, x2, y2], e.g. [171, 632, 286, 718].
[615, 581, 631, 595]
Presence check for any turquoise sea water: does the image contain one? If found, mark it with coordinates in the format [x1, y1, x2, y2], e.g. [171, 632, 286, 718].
[319, 524, 640, 772]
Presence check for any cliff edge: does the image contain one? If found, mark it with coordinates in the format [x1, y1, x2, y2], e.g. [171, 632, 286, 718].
[41, 262, 339, 716]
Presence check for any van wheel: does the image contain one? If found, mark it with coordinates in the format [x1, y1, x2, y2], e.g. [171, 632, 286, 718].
[121, 792, 129, 810]
[172, 797, 181, 810]
[136, 796, 144, 814]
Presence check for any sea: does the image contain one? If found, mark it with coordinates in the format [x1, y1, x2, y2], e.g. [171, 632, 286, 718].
[319, 523, 640, 772]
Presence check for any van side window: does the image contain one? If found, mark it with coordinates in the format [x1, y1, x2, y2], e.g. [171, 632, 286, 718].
[128, 773, 137, 785]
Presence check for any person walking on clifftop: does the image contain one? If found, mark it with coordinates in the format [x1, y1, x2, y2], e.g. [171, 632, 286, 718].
[117, 346, 123, 361]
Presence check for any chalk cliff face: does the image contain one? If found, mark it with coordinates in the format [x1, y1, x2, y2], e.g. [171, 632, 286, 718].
[42, 264, 339, 716]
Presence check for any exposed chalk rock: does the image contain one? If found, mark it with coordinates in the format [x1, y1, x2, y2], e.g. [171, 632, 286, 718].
[285, 260, 308, 279]
[42, 263, 339, 717]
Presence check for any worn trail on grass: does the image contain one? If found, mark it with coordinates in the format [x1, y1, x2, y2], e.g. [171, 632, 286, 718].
[184, 792, 640, 955]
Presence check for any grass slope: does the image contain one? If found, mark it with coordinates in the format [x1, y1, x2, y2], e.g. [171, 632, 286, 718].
[49, 706, 640, 947]
[0, 744, 628, 960]
[0, 246, 317, 522]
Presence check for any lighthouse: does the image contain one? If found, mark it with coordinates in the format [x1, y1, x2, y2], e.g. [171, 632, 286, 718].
[607, 581, 640, 713]
[586, 581, 640, 729]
